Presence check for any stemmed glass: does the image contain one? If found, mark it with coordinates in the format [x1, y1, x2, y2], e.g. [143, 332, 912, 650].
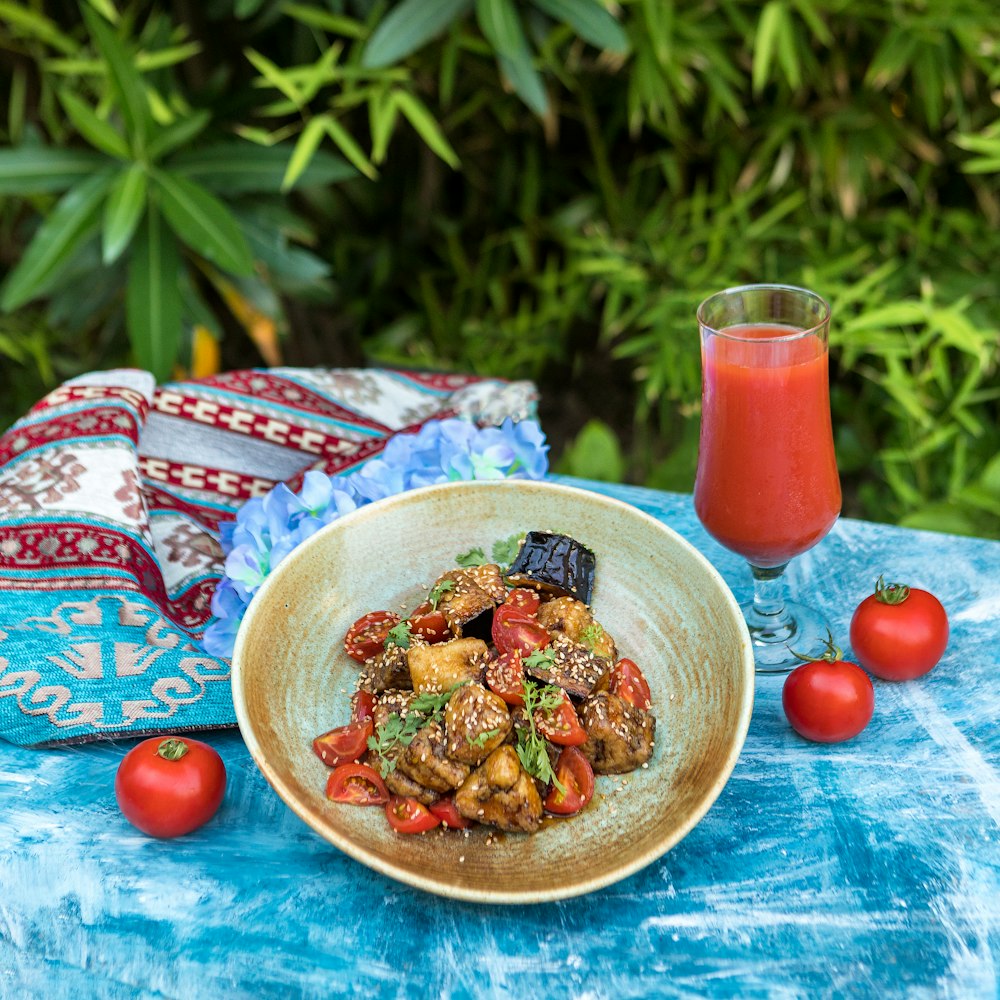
[693, 284, 841, 672]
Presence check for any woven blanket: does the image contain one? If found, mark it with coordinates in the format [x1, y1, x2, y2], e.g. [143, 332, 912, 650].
[0, 367, 536, 748]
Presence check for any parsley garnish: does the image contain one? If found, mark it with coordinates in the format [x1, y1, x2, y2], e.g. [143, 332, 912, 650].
[580, 623, 604, 652]
[428, 578, 455, 610]
[515, 678, 566, 794]
[492, 533, 524, 569]
[523, 647, 556, 671]
[384, 620, 412, 650]
[466, 727, 502, 749]
[455, 547, 487, 567]
[367, 682, 468, 776]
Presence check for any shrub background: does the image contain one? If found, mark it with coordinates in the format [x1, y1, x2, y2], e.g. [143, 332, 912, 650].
[1, 0, 998, 538]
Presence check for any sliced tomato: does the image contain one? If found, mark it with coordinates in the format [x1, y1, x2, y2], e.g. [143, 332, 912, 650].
[350, 689, 376, 725]
[409, 601, 451, 643]
[610, 658, 652, 711]
[504, 587, 541, 617]
[428, 796, 472, 830]
[386, 795, 441, 834]
[535, 693, 587, 747]
[544, 747, 595, 815]
[312, 719, 374, 767]
[325, 763, 389, 806]
[492, 603, 551, 658]
[485, 649, 526, 706]
[344, 610, 400, 663]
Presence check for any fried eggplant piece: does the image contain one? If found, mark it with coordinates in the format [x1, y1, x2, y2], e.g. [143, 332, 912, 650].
[454, 745, 543, 833]
[578, 691, 655, 774]
[444, 682, 513, 765]
[432, 564, 506, 639]
[407, 636, 489, 693]
[524, 633, 610, 700]
[358, 644, 412, 694]
[536, 596, 617, 660]
[396, 721, 471, 793]
[383, 763, 438, 805]
[506, 531, 596, 604]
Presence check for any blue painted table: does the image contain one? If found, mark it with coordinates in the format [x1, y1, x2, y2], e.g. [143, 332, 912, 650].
[2, 478, 998, 999]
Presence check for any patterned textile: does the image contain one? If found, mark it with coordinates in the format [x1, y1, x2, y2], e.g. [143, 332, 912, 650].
[0, 367, 537, 748]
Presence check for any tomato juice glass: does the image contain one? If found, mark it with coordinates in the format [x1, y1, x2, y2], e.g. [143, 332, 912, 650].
[694, 284, 841, 672]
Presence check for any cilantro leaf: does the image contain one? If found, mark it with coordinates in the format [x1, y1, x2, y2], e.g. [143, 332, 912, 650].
[384, 620, 412, 650]
[492, 532, 524, 569]
[466, 727, 501, 749]
[428, 578, 455, 610]
[523, 647, 556, 671]
[455, 546, 487, 567]
[580, 622, 604, 652]
[515, 678, 567, 794]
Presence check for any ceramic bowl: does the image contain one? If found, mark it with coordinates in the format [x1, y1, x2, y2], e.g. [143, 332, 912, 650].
[231, 480, 754, 903]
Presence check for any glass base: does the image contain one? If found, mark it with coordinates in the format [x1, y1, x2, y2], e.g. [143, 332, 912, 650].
[740, 598, 832, 673]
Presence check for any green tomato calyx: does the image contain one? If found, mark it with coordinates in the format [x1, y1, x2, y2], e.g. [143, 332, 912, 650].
[157, 738, 190, 761]
[874, 574, 911, 605]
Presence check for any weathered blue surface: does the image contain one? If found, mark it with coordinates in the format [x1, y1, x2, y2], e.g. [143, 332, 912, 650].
[2, 477, 998, 999]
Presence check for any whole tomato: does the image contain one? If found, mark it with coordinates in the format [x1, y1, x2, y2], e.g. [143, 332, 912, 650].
[782, 639, 874, 743]
[115, 736, 227, 838]
[850, 576, 949, 681]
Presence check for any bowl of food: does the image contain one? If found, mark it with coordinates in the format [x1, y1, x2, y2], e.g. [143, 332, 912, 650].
[230, 479, 754, 903]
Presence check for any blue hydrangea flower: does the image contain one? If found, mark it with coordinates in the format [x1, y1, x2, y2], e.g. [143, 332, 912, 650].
[201, 416, 548, 658]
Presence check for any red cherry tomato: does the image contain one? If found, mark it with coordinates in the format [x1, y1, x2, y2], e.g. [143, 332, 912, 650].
[536, 692, 587, 747]
[492, 603, 551, 658]
[350, 689, 376, 725]
[115, 736, 226, 838]
[344, 610, 400, 663]
[325, 763, 388, 806]
[386, 795, 440, 834]
[782, 644, 874, 743]
[312, 719, 373, 767]
[609, 658, 652, 711]
[485, 649, 526, 706]
[409, 602, 451, 644]
[544, 746, 595, 815]
[504, 587, 541, 616]
[849, 576, 949, 681]
[428, 796, 472, 829]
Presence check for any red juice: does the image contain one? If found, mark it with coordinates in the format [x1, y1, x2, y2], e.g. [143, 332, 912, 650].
[694, 323, 841, 568]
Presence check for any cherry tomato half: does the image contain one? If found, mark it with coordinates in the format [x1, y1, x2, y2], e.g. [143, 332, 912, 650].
[782, 658, 874, 743]
[485, 649, 526, 706]
[428, 796, 472, 829]
[344, 610, 400, 663]
[610, 658, 652, 711]
[350, 689, 376, 725]
[312, 719, 374, 767]
[386, 795, 441, 834]
[504, 587, 541, 617]
[544, 746, 595, 815]
[492, 603, 551, 658]
[536, 693, 587, 747]
[325, 763, 388, 806]
[850, 577, 949, 681]
[409, 601, 451, 644]
[115, 736, 227, 839]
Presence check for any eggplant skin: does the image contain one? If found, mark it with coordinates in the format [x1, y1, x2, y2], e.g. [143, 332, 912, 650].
[506, 531, 596, 605]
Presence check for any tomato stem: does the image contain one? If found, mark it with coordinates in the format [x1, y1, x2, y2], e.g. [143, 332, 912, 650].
[157, 738, 189, 761]
[789, 629, 842, 664]
[874, 574, 911, 605]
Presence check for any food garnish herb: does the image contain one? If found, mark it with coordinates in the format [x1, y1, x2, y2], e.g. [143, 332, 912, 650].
[384, 620, 413, 650]
[455, 533, 524, 571]
[580, 623, 604, 652]
[367, 682, 468, 776]
[523, 647, 556, 671]
[427, 578, 455, 610]
[466, 727, 502, 749]
[516, 678, 567, 794]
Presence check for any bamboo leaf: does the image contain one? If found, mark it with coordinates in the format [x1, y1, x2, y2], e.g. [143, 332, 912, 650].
[57, 88, 130, 159]
[103, 164, 148, 264]
[752, 1, 785, 95]
[84, 0, 119, 22]
[154, 169, 254, 275]
[0, 1, 77, 54]
[322, 116, 378, 180]
[0, 147, 110, 195]
[245, 47, 304, 106]
[280, 3, 365, 37]
[363, 0, 473, 68]
[370, 88, 400, 164]
[531, 0, 630, 54]
[127, 203, 183, 380]
[477, 0, 549, 115]
[394, 91, 460, 168]
[146, 110, 212, 161]
[0, 169, 114, 311]
[498, 54, 549, 116]
[281, 115, 331, 191]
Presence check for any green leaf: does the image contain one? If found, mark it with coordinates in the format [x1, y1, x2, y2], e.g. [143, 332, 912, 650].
[245, 47, 304, 107]
[235, 0, 267, 17]
[103, 164, 147, 264]
[84, 0, 120, 22]
[531, 0, 630, 54]
[0, 1, 77, 54]
[280, 3, 365, 37]
[555, 419, 625, 482]
[146, 110, 212, 162]
[0, 147, 109, 195]
[394, 91, 460, 169]
[57, 88, 129, 159]
[171, 142, 356, 193]
[154, 170, 254, 275]
[363, 0, 474, 68]
[477, 0, 549, 115]
[322, 116, 378, 180]
[498, 54, 549, 116]
[369, 88, 400, 164]
[0, 169, 114, 312]
[752, 0, 785, 95]
[127, 203, 182, 380]
[80, 5, 151, 146]
[282, 115, 331, 192]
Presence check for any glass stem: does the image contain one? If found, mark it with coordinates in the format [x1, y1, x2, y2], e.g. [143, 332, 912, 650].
[748, 563, 791, 626]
